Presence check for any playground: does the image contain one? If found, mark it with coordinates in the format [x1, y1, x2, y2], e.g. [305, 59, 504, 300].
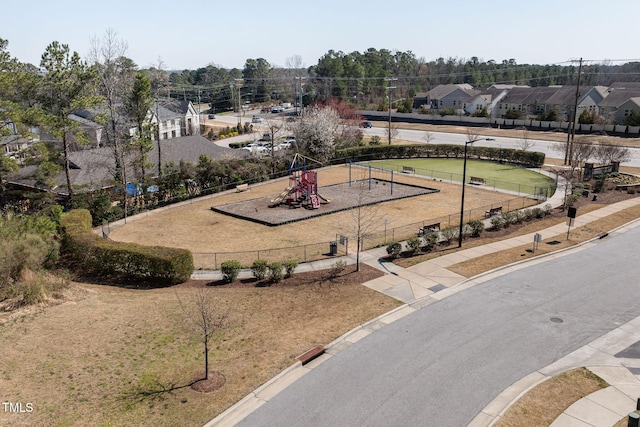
[212, 159, 439, 226]
[107, 162, 541, 268]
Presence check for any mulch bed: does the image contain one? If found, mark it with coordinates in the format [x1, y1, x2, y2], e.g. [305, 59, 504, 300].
[177, 264, 385, 289]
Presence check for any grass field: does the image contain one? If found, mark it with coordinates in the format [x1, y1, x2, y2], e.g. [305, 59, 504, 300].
[362, 159, 555, 196]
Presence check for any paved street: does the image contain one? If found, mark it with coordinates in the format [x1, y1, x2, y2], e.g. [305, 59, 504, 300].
[234, 223, 640, 427]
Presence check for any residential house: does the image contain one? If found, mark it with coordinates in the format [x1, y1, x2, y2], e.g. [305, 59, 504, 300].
[7, 135, 247, 197]
[598, 84, 640, 124]
[152, 99, 200, 140]
[422, 84, 480, 111]
[462, 86, 517, 116]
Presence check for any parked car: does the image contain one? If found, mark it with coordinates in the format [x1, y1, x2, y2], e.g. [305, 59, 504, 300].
[271, 106, 284, 113]
[208, 114, 216, 119]
[278, 141, 293, 149]
[361, 121, 372, 128]
[251, 116, 263, 123]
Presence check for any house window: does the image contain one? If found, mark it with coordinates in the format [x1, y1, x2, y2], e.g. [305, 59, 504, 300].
[171, 130, 176, 138]
[453, 100, 456, 106]
[439, 100, 443, 106]
[171, 119, 176, 127]
[162, 132, 168, 140]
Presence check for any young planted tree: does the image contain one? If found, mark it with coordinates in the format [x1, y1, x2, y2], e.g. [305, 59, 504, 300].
[341, 177, 382, 271]
[39, 41, 97, 200]
[177, 288, 229, 381]
[594, 141, 631, 165]
[517, 127, 535, 151]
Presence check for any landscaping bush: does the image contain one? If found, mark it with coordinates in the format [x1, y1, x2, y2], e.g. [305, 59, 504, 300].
[60, 209, 193, 285]
[328, 260, 347, 279]
[284, 260, 298, 278]
[440, 227, 458, 245]
[532, 207, 545, 219]
[386, 242, 402, 258]
[544, 204, 553, 216]
[251, 259, 270, 280]
[406, 236, 422, 255]
[501, 212, 516, 227]
[467, 219, 484, 237]
[268, 262, 284, 283]
[490, 216, 506, 230]
[221, 260, 241, 283]
[423, 233, 439, 252]
[514, 210, 527, 224]
[565, 194, 579, 208]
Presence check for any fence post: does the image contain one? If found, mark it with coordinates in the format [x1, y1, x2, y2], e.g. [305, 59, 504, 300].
[215, 253, 217, 270]
[304, 245, 307, 262]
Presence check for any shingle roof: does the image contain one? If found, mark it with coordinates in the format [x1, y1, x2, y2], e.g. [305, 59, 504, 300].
[8, 135, 248, 194]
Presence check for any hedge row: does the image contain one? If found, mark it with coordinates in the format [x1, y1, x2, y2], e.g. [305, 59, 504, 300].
[60, 209, 193, 286]
[334, 144, 545, 167]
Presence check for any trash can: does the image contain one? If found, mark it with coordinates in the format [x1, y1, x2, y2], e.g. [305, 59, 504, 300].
[582, 189, 589, 197]
[329, 241, 337, 256]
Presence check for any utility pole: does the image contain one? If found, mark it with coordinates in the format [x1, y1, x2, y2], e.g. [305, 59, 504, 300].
[564, 58, 583, 165]
[385, 78, 397, 145]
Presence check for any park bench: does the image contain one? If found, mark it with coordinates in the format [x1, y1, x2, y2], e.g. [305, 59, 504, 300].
[470, 176, 486, 185]
[402, 166, 415, 174]
[296, 345, 325, 365]
[485, 206, 503, 217]
[418, 222, 441, 235]
[236, 183, 249, 192]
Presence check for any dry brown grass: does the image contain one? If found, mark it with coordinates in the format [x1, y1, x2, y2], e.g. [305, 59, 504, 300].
[0, 265, 400, 427]
[109, 165, 529, 268]
[495, 367, 608, 426]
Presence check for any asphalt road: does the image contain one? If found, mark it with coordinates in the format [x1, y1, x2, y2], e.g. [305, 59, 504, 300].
[237, 225, 640, 427]
[208, 112, 640, 167]
[366, 126, 640, 168]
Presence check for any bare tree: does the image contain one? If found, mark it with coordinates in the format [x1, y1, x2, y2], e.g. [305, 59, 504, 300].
[341, 174, 382, 271]
[177, 288, 229, 381]
[594, 141, 631, 165]
[516, 127, 535, 151]
[387, 123, 399, 144]
[422, 131, 434, 144]
[88, 29, 136, 213]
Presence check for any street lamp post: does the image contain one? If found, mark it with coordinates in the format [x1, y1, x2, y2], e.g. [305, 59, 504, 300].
[458, 138, 487, 248]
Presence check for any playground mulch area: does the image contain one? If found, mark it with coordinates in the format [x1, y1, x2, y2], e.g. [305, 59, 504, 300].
[212, 180, 440, 226]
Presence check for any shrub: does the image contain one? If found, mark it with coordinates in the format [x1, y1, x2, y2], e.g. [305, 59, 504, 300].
[565, 194, 579, 208]
[406, 236, 422, 255]
[514, 210, 527, 224]
[328, 260, 347, 279]
[386, 242, 402, 258]
[251, 259, 270, 280]
[467, 219, 484, 238]
[423, 233, 439, 252]
[543, 204, 553, 216]
[283, 260, 298, 278]
[369, 135, 381, 145]
[269, 262, 284, 283]
[501, 212, 516, 227]
[61, 209, 193, 285]
[532, 207, 545, 219]
[440, 227, 458, 245]
[490, 216, 506, 230]
[220, 260, 241, 283]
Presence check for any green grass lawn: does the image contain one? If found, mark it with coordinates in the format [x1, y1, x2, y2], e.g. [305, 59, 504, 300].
[363, 159, 555, 196]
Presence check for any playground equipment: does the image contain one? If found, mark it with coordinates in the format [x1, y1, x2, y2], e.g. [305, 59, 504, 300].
[270, 153, 331, 209]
